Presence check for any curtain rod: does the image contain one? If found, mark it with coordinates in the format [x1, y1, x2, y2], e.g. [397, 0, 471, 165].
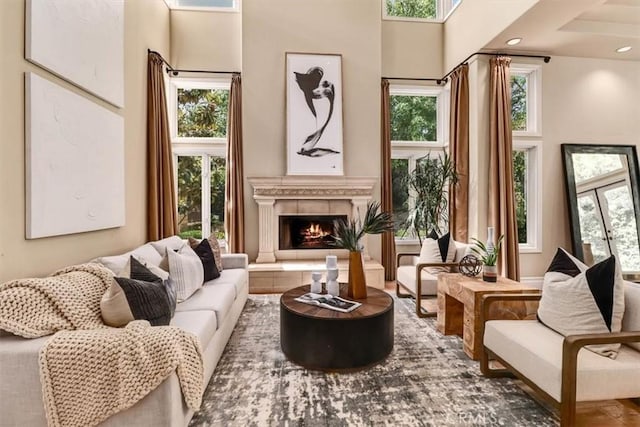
[147, 49, 240, 76]
[383, 51, 551, 85]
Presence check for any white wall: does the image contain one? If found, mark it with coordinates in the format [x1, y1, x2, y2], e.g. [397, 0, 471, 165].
[170, 10, 241, 71]
[0, 0, 170, 282]
[382, 20, 443, 78]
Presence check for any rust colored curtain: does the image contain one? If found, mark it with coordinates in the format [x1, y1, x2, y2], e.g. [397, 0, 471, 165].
[147, 51, 178, 241]
[448, 64, 469, 242]
[489, 56, 520, 281]
[225, 74, 245, 253]
[381, 79, 396, 281]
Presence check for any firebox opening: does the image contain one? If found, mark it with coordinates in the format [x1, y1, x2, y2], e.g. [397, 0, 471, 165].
[279, 215, 348, 250]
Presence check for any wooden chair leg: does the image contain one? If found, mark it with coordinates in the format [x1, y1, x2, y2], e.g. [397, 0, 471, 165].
[415, 278, 436, 318]
[396, 281, 411, 298]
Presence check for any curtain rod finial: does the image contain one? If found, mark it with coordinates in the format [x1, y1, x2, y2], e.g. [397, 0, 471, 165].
[544, 56, 551, 63]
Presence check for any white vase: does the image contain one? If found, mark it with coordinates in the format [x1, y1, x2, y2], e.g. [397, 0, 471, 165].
[310, 271, 323, 293]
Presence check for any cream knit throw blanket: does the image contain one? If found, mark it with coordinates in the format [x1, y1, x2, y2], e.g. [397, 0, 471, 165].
[0, 263, 203, 427]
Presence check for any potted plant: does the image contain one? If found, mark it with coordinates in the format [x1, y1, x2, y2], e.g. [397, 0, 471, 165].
[470, 232, 504, 282]
[401, 153, 458, 243]
[332, 201, 394, 299]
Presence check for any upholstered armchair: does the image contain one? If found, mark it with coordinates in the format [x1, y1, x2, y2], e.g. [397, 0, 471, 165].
[396, 239, 472, 318]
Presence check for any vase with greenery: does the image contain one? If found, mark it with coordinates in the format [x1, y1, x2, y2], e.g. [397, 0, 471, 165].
[332, 201, 394, 299]
[401, 153, 458, 243]
[470, 234, 504, 282]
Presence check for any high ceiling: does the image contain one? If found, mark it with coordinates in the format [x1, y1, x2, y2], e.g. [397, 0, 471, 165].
[484, 0, 640, 61]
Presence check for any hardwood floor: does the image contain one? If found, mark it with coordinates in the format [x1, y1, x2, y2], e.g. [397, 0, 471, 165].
[384, 280, 640, 426]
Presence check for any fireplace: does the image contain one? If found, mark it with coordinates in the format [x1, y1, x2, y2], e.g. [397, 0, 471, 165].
[248, 176, 377, 263]
[279, 215, 347, 250]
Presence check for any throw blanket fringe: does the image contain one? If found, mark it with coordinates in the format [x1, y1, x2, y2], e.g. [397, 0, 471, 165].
[39, 321, 203, 427]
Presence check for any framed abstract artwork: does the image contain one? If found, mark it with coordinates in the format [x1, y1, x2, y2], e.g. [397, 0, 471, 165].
[286, 53, 343, 175]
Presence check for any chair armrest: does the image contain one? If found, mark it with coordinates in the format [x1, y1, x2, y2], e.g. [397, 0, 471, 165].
[221, 253, 248, 270]
[397, 252, 420, 266]
[480, 293, 542, 331]
[416, 262, 460, 273]
[560, 330, 640, 421]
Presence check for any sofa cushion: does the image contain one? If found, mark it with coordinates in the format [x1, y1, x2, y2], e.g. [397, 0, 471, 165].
[537, 252, 625, 358]
[123, 256, 177, 317]
[622, 280, 640, 351]
[189, 235, 223, 273]
[453, 240, 473, 263]
[166, 245, 204, 301]
[95, 243, 163, 273]
[419, 232, 456, 274]
[170, 310, 217, 347]
[175, 283, 236, 327]
[101, 277, 172, 327]
[190, 239, 220, 282]
[212, 268, 248, 297]
[150, 236, 185, 255]
[396, 265, 438, 296]
[484, 319, 640, 402]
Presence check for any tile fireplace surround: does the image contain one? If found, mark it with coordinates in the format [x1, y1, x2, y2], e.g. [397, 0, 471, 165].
[247, 176, 385, 293]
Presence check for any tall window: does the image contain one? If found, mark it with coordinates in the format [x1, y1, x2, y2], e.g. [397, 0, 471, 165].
[383, 0, 462, 21]
[389, 85, 446, 242]
[169, 79, 230, 240]
[511, 64, 542, 252]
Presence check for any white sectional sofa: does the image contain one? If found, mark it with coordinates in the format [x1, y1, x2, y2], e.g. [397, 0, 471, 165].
[480, 281, 640, 427]
[0, 244, 248, 427]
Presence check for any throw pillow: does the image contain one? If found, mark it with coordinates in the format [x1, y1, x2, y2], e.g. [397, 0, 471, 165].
[189, 234, 223, 272]
[150, 236, 185, 257]
[166, 244, 205, 301]
[190, 238, 220, 282]
[122, 256, 177, 317]
[419, 231, 456, 274]
[537, 252, 625, 358]
[100, 276, 172, 327]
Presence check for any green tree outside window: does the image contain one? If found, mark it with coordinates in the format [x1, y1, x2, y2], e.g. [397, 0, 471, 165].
[386, 0, 437, 19]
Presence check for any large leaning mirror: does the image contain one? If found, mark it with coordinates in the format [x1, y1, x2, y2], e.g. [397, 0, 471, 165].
[562, 144, 640, 279]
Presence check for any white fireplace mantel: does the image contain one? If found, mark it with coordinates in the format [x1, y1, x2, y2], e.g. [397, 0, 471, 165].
[248, 176, 378, 263]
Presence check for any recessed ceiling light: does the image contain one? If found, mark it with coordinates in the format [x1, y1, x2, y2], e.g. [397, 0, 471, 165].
[616, 46, 632, 53]
[506, 38, 522, 46]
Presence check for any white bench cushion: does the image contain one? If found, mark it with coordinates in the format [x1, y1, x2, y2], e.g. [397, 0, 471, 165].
[484, 319, 640, 402]
[396, 265, 438, 296]
[170, 310, 217, 347]
[175, 283, 236, 327]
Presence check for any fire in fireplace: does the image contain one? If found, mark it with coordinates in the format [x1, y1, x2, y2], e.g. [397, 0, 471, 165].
[279, 215, 348, 250]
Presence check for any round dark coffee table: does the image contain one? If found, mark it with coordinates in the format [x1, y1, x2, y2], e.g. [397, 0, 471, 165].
[280, 284, 394, 371]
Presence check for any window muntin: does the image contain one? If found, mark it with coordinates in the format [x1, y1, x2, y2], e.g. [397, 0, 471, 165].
[383, 0, 462, 22]
[390, 85, 446, 243]
[169, 78, 230, 240]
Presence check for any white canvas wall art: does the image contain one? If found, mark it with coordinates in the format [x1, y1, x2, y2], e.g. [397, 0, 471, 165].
[26, 73, 125, 239]
[26, 0, 124, 108]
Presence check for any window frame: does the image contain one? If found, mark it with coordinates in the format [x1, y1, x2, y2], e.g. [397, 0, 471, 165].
[162, 0, 241, 13]
[513, 139, 542, 253]
[168, 77, 231, 241]
[381, 0, 462, 23]
[511, 63, 542, 137]
[389, 84, 448, 245]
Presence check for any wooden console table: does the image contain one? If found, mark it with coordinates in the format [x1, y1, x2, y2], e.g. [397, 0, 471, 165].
[436, 273, 540, 360]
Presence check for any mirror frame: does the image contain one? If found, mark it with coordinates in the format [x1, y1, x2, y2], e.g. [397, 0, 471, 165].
[561, 143, 640, 264]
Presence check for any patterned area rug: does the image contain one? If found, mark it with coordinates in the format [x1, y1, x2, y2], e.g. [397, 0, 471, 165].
[189, 294, 557, 426]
